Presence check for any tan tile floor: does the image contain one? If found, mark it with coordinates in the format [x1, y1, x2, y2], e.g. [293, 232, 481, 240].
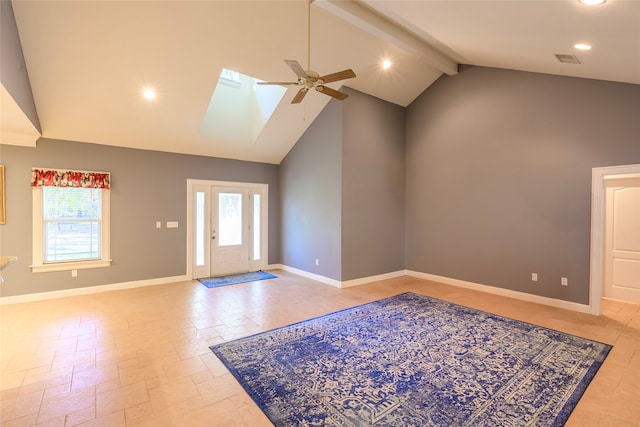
[1, 271, 639, 426]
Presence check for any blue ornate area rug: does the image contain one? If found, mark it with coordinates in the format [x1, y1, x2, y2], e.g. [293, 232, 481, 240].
[197, 270, 277, 288]
[210, 292, 611, 427]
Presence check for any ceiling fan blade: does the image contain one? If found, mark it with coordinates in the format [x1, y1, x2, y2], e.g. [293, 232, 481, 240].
[316, 85, 348, 101]
[319, 69, 356, 84]
[285, 60, 308, 79]
[291, 88, 309, 104]
[256, 81, 299, 86]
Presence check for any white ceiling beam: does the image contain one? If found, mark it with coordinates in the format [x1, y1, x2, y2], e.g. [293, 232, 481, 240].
[315, 0, 458, 76]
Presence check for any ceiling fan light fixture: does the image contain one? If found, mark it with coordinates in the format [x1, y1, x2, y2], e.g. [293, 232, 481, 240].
[255, 0, 356, 103]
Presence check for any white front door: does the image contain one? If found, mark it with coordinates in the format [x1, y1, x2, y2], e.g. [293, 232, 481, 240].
[604, 174, 640, 303]
[211, 187, 250, 276]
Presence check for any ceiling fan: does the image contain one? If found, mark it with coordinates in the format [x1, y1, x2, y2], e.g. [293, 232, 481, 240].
[257, 0, 356, 104]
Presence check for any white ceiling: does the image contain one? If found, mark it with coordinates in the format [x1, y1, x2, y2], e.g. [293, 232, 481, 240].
[7, 0, 640, 164]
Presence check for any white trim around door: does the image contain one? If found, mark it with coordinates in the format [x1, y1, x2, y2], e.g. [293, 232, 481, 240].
[590, 163, 640, 315]
[186, 179, 268, 279]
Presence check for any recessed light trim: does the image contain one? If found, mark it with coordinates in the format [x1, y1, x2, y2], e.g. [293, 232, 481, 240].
[574, 43, 592, 50]
[382, 60, 391, 70]
[578, 0, 606, 5]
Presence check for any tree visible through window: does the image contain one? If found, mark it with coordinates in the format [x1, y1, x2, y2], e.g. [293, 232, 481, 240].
[43, 186, 102, 262]
[31, 168, 111, 273]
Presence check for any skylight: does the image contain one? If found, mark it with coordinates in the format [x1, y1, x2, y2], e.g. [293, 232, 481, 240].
[199, 68, 287, 144]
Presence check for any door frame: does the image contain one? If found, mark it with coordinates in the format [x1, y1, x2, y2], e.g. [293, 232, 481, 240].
[590, 163, 640, 315]
[186, 179, 268, 279]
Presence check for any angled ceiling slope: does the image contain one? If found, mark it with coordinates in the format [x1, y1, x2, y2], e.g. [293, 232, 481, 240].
[10, 0, 638, 164]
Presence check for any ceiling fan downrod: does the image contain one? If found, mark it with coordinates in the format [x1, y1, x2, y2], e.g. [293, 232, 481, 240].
[307, 0, 312, 72]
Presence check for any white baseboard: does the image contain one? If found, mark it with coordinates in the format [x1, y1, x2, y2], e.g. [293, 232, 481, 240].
[265, 264, 283, 272]
[2, 268, 592, 315]
[0, 275, 191, 305]
[276, 264, 342, 288]
[406, 270, 592, 314]
[275, 265, 405, 289]
[341, 270, 405, 288]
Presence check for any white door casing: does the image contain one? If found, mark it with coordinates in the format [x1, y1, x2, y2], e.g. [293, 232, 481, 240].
[604, 175, 640, 303]
[590, 164, 640, 315]
[187, 179, 268, 279]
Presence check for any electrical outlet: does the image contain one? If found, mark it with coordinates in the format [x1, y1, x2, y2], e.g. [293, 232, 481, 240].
[561, 277, 568, 286]
[71, 269, 78, 278]
[531, 273, 538, 282]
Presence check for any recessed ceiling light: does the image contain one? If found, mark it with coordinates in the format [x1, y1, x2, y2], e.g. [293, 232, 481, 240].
[382, 60, 392, 70]
[574, 43, 592, 50]
[143, 88, 156, 100]
[578, 0, 606, 5]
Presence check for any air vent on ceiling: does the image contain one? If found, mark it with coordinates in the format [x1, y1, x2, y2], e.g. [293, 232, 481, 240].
[554, 54, 582, 64]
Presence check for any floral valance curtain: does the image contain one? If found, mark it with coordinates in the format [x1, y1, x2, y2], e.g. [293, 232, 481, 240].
[31, 168, 110, 189]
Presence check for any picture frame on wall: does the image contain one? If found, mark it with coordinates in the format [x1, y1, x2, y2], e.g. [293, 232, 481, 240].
[0, 165, 5, 224]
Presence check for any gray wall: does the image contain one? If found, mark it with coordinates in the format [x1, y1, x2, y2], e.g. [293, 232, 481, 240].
[280, 88, 406, 282]
[0, 138, 279, 297]
[341, 88, 405, 280]
[405, 66, 640, 304]
[0, 0, 40, 132]
[279, 100, 343, 280]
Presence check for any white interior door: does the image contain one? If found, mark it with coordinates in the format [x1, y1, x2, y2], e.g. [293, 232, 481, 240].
[604, 175, 640, 303]
[211, 187, 249, 276]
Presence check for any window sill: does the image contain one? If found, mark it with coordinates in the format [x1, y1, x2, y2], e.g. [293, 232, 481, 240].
[31, 259, 111, 273]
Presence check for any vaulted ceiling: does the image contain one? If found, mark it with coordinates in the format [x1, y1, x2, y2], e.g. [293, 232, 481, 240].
[7, 0, 640, 164]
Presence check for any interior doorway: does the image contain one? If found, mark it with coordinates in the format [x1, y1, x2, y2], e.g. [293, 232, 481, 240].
[603, 174, 640, 304]
[590, 164, 640, 315]
[187, 179, 268, 279]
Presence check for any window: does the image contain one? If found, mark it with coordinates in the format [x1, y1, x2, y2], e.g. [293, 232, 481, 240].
[218, 192, 243, 246]
[253, 194, 261, 261]
[199, 68, 286, 145]
[43, 187, 102, 262]
[195, 191, 206, 266]
[219, 68, 240, 83]
[31, 169, 111, 273]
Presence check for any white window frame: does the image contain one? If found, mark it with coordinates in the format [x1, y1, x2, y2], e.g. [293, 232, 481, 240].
[31, 186, 111, 273]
